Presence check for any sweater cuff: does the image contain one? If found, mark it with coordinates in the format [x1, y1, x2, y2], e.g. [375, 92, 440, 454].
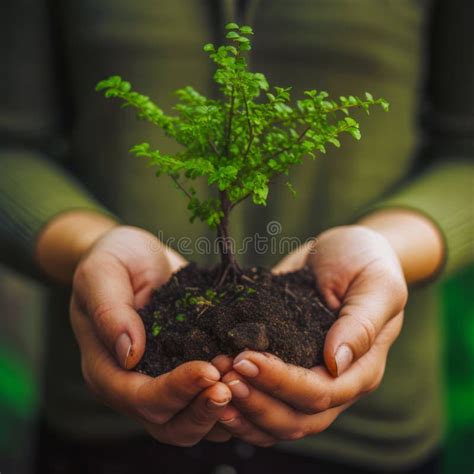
[361, 160, 474, 277]
[0, 150, 115, 267]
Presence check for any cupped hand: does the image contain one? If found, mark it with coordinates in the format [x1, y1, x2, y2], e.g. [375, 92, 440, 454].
[212, 225, 407, 446]
[70, 225, 232, 446]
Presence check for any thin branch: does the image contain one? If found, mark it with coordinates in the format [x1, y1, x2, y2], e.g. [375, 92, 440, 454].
[266, 124, 311, 162]
[241, 87, 254, 160]
[262, 99, 370, 134]
[230, 124, 311, 212]
[242, 88, 253, 136]
[208, 138, 220, 157]
[170, 175, 193, 200]
[230, 192, 251, 210]
[224, 86, 235, 158]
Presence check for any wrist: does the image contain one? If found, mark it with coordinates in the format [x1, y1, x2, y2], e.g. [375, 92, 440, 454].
[358, 208, 445, 284]
[35, 210, 119, 284]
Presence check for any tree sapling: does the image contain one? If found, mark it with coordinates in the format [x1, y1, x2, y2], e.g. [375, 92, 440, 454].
[96, 23, 389, 376]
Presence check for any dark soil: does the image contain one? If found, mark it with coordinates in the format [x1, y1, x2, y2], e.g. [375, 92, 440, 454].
[136, 264, 337, 377]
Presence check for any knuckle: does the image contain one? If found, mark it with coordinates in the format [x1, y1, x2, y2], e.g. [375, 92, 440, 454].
[242, 404, 266, 419]
[189, 407, 214, 427]
[92, 302, 119, 332]
[307, 394, 332, 414]
[137, 407, 171, 425]
[354, 315, 377, 351]
[266, 374, 286, 396]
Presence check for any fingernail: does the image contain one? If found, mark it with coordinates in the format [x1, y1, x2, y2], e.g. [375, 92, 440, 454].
[233, 359, 259, 378]
[197, 367, 221, 388]
[335, 344, 353, 376]
[220, 417, 237, 425]
[227, 379, 250, 399]
[200, 376, 220, 387]
[207, 398, 230, 409]
[115, 333, 132, 369]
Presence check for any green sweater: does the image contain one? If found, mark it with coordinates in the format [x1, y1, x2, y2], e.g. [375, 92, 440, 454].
[1, 0, 473, 470]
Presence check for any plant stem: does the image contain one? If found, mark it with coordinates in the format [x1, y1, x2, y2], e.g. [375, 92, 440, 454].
[224, 86, 235, 158]
[241, 87, 254, 159]
[215, 190, 241, 287]
[170, 175, 193, 200]
[265, 124, 311, 163]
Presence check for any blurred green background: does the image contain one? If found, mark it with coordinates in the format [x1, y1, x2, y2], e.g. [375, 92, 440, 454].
[0, 264, 473, 473]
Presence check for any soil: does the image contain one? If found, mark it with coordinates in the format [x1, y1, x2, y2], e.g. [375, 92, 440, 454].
[136, 263, 337, 377]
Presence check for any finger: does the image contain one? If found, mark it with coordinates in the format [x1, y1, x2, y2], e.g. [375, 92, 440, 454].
[145, 382, 231, 447]
[71, 308, 221, 423]
[272, 241, 314, 275]
[165, 245, 189, 271]
[323, 263, 407, 376]
[205, 425, 233, 443]
[218, 402, 278, 447]
[232, 316, 402, 415]
[233, 352, 337, 413]
[212, 355, 234, 376]
[220, 415, 278, 447]
[73, 253, 148, 369]
[222, 371, 345, 442]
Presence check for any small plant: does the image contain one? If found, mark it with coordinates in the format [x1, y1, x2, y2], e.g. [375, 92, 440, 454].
[96, 23, 388, 288]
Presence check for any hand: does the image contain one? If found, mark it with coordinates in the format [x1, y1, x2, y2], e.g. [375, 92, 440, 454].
[70, 225, 232, 446]
[211, 225, 407, 446]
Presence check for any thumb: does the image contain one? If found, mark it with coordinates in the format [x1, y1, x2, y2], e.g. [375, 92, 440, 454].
[323, 270, 407, 377]
[73, 254, 147, 370]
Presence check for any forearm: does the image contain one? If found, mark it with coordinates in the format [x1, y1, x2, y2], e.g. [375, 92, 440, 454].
[35, 210, 118, 284]
[0, 151, 117, 278]
[358, 208, 445, 284]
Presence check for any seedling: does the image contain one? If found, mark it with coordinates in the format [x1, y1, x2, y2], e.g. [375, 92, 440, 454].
[96, 23, 388, 288]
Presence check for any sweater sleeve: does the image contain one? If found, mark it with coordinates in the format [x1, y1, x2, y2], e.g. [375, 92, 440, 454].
[0, 0, 112, 274]
[366, 0, 474, 277]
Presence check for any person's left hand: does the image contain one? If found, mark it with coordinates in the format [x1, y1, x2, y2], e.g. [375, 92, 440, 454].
[209, 225, 407, 446]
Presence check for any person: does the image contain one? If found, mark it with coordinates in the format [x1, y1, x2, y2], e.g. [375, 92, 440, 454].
[1, 0, 472, 473]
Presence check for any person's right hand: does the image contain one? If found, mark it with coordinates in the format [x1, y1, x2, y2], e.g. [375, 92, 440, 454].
[70, 225, 232, 446]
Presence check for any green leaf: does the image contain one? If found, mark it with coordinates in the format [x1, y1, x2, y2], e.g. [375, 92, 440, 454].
[379, 99, 390, 112]
[203, 43, 215, 52]
[285, 181, 297, 197]
[347, 127, 362, 140]
[268, 159, 279, 169]
[129, 142, 150, 155]
[226, 31, 240, 39]
[239, 26, 254, 35]
[344, 117, 358, 127]
[225, 22, 239, 30]
[151, 323, 162, 337]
